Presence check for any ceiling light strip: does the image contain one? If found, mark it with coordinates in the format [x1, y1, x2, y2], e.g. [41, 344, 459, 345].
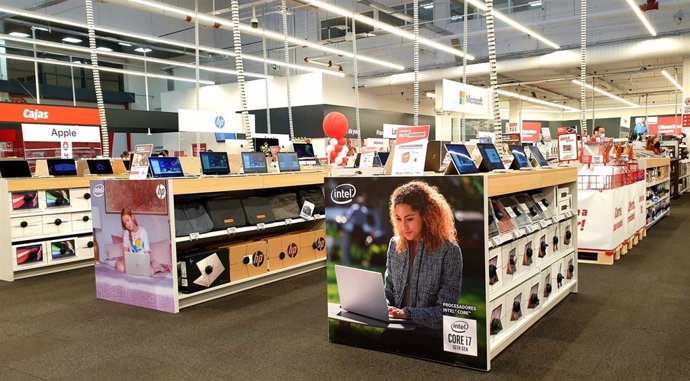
[465, 0, 560, 49]
[496, 89, 579, 112]
[0, 33, 271, 79]
[571, 79, 639, 107]
[118, 0, 405, 70]
[661, 69, 683, 92]
[0, 4, 346, 77]
[0, 51, 215, 85]
[624, 0, 657, 37]
[300, 0, 474, 59]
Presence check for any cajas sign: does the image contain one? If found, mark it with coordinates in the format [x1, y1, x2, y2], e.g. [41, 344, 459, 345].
[0, 103, 100, 125]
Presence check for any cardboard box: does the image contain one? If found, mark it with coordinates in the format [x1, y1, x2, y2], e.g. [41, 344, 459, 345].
[71, 212, 93, 232]
[70, 188, 92, 210]
[298, 230, 319, 262]
[10, 215, 43, 239]
[75, 236, 95, 259]
[501, 241, 518, 283]
[488, 247, 502, 292]
[224, 240, 269, 281]
[41, 213, 73, 236]
[266, 233, 302, 271]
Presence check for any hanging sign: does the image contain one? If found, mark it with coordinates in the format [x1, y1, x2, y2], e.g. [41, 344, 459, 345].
[21, 124, 101, 143]
[60, 141, 73, 159]
[521, 121, 542, 143]
[178, 109, 254, 133]
[437, 79, 491, 117]
[0, 104, 100, 125]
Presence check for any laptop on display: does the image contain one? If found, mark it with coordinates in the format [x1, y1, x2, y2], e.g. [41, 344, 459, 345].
[200, 152, 231, 176]
[444, 144, 479, 175]
[277, 152, 301, 172]
[241, 152, 268, 174]
[528, 146, 551, 168]
[148, 157, 186, 178]
[0, 160, 33, 178]
[86, 159, 114, 175]
[476, 143, 507, 172]
[47, 159, 77, 176]
[509, 145, 533, 170]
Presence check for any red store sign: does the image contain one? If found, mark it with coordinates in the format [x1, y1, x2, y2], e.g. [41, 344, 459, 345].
[0, 103, 101, 126]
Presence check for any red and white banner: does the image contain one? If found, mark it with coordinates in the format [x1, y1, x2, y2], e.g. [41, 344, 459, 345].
[521, 121, 542, 143]
[392, 126, 430, 176]
[578, 188, 627, 251]
[648, 115, 682, 135]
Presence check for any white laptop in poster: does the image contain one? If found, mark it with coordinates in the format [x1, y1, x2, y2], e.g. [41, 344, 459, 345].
[125, 252, 151, 277]
[335, 265, 407, 323]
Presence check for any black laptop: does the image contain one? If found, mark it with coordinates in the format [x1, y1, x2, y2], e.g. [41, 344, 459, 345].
[0, 160, 32, 178]
[87, 159, 114, 175]
[47, 159, 77, 176]
[200, 152, 231, 175]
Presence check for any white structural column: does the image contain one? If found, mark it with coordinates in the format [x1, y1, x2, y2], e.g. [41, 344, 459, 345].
[508, 99, 522, 134]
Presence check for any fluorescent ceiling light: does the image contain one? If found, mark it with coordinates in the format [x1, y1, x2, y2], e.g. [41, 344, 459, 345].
[0, 4, 348, 77]
[301, 0, 473, 59]
[121, 0, 406, 70]
[422, 4, 434, 10]
[72, 60, 82, 64]
[425, 91, 436, 98]
[496, 89, 579, 112]
[572, 79, 639, 107]
[33, 26, 50, 32]
[96, 47, 113, 52]
[62, 37, 82, 44]
[118, 42, 132, 47]
[0, 33, 271, 80]
[9, 32, 30, 38]
[134, 47, 153, 53]
[0, 51, 215, 85]
[529, 1, 543, 7]
[465, 0, 560, 49]
[624, 0, 657, 36]
[661, 69, 683, 92]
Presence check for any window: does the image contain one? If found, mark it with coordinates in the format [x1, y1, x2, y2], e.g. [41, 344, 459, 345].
[319, 11, 374, 41]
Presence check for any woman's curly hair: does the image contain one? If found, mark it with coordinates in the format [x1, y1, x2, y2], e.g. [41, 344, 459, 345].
[389, 181, 457, 254]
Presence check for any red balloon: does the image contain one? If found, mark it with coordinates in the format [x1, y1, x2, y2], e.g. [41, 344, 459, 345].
[329, 150, 338, 160]
[323, 112, 349, 138]
[338, 138, 347, 146]
[335, 144, 343, 153]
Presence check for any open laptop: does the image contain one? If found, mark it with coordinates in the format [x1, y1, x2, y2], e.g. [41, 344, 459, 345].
[241, 152, 268, 174]
[424, 140, 450, 172]
[509, 145, 533, 170]
[149, 157, 191, 178]
[200, 152, 231, 176]
[125, 252, 151, 277]
[277, 152, 301, 172]
[0, 160, 33, 178]
[476, 143, 508, 173]
[528, 146, 551, 168]
[47, 158, 77, 176]
[86, 159, 114, 175]
[334, 265, 410, 324]
[444, 143, 479, 175]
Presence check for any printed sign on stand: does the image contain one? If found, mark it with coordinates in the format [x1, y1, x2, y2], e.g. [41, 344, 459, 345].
[129, 144, 153, 180]
[358, 147, 376, 169]
[521, 122, 542, 143]
[60, 140, 72, 159]
[558, 133, 578, 162]
[391, 126, 430, 176]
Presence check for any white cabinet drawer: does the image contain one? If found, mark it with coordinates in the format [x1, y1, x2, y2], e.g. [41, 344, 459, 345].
[42, 213, 73, 236]
[70, 188, 92, 209]
[10, 215, 43, 239]
[76, 236, 95, 259]
[70, 212, 93, 232]
[12, 242, 47, 270]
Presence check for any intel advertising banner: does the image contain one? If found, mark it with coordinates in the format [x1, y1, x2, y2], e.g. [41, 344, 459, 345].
[326, 176, 488, 371]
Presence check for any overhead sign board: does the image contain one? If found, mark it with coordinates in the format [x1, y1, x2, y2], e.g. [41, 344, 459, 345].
[0, 103, 100, 125]
[178, 109, 254, 133]
[21, 123, 101, 143]
[437, 79, 491, 117]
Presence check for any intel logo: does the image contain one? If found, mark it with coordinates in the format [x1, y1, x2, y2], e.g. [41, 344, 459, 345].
[214, 115, 225, 129]
[93, 184, 105, 197]
[331, 184, 356, 204]
[451, 321, 469, 333]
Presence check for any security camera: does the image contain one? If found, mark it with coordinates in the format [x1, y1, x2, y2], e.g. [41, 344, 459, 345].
[251, 17, 259, 28]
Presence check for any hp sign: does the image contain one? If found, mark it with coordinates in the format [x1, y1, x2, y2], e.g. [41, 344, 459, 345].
[214, 115, 225, 129]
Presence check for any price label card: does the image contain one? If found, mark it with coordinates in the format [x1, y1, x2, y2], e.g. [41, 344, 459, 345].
[505, 207, 518, 219]
[285, 218, 293, 225]
[313, 213, 321, 220]
[512, 229, 522, 239]
[257, 223, 266, 230]
[519, 203, 530, 214]
[491, 237, 503, 247]
[227, 227, 237, 235]
[539, 202, 548, 212]
[525, 225, 535, 234]
[189, 232, 200, 241]
[538, 220, 549, 229]
[552, 216, 560, 223]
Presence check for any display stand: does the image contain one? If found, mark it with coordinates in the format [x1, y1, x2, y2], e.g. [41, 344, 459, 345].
[90, 171, 328, 313]
[639, 157, 671, 230]
[677, 159, 690, 196]
[326, 167, 578, 371]
[576, 163, 646, 265]
[0, 177, 95, 281]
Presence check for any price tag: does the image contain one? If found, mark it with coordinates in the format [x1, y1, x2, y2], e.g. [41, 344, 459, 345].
[313, 213, 321, 220]
[570, 209, 577, 216]
[257, 223, 266, 230]
[525, 225, 536, 234]
[539, 202, 548, 212]
[491, 237, 503, 247]
[519, 203, 530, 214]
[538, 220, 549, 229]
[227, 227, 237, 235]
[552, 215, 560, 223]
[512, 229, 522, 239]
[505, 207, 518, 219]
[189, 232, 200, 241]
[285, 218, 293, 225]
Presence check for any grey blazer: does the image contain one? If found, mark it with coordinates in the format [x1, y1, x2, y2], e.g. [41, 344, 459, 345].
[384, 236, 463, 330]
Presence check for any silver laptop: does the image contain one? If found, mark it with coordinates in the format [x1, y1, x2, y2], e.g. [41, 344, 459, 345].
[125, 252, 151, 277]
[335, 265, 406, 323]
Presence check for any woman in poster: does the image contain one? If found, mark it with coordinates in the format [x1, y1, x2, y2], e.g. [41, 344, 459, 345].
[115, 208, 151, 273]
[385, 180, 463, 331]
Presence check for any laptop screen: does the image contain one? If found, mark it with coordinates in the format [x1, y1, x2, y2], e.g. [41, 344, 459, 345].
[277, 152, 301, 172]
[241, 152, 268, 174]
[47, 159, 77, 176]
[509, 145, 531, 169]
[477, 143, 505, 171]
[87, 159, 114, 175]
[445, 144, 478, 174]
[529, 146, 549, 167]
[377, 152, 390, 166]
[0, 160, 32, 178]
[294, 143, 315, 158]
[123, 159, 131, 170]
[215, 132, 237, 142]
[148, 157, 184, 178]
[200, 152, 230, 175]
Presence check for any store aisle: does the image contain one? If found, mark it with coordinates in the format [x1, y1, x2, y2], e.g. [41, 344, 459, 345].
[1, 199, 689, 380]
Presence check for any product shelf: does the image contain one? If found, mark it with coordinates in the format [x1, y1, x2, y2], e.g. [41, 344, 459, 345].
[646, 177, 670, 188]
[489, 213, 575, 249]
[11, 230, 93, 244]
[13, 257, 93, 280]
[10, 207, 91, 218]
[646, 209, 669, 229]
[178, 258, 326, 309]
[646, 195, 670, 209]
[175, 216, 325, 243]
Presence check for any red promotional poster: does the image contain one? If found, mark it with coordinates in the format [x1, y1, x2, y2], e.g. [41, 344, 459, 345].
[521, 122, 542, 142]
[648, 116, 681, 135]
[682, 114, 690, 128]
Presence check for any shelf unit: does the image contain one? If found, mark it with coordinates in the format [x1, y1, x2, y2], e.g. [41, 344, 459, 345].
[92, 170, 328, 313]
[640, 157, 671, 230]
[678, 160, 690, 196]
[0, 177, 95, 282]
